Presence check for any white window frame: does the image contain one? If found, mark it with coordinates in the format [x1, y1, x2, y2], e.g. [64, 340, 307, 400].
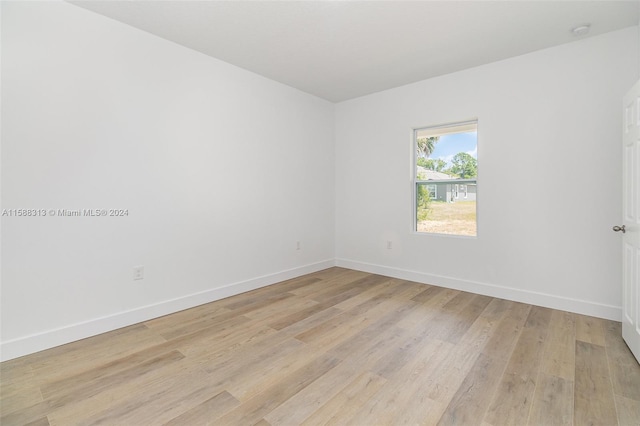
[412, 119, 478, 237]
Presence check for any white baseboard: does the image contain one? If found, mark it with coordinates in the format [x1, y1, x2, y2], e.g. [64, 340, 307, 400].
[2, 257, 621, 362]
[335, 258, 622, 321]
[0, 259, 335, 362]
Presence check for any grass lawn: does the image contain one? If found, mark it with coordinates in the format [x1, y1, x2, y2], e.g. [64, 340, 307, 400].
[417, 201, 476, 236]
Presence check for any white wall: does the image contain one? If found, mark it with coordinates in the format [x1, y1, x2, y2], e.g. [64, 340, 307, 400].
[2, 2, 638, 362]
[1, 1, 335, 360]
[335, 27, 639, 320]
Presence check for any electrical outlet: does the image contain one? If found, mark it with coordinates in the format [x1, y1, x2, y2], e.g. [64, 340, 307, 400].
[387, 241, 392, 250]
[133, 265, 144, 280]
[296, 241, 301, 250]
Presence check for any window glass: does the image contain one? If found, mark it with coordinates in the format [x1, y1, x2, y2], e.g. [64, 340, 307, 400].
[415, 121, 477, 236]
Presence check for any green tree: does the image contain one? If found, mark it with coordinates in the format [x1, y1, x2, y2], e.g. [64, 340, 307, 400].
[416, 184, 431, 221]
[422, 158, 447, 172]
[450, 152, 477, 178]
[416, 136, 439, 159]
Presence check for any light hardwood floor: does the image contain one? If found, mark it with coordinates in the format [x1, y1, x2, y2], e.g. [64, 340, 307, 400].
[1, 268, 639, 425]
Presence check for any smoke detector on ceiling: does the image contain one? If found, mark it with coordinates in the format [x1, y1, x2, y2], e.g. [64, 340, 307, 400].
[572, 25, 591, 37]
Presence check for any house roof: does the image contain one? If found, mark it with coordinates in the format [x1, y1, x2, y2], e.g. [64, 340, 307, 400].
[416, 166, 455, 181]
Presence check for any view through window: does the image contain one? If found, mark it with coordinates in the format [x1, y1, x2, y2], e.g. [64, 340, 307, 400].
[415, 120, 477, 236]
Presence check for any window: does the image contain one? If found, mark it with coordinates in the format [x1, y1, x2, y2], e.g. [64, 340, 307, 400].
[427, 184, 437, 199]
[414, 120, 478, 236]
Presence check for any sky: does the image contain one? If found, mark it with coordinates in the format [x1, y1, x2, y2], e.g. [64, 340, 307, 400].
[429, 132, 477, 165]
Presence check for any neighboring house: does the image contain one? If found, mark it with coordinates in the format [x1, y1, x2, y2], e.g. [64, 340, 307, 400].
[416, 166, 477, 202]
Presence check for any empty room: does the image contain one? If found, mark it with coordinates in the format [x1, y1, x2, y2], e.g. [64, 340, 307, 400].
[2, 1, 640, 425]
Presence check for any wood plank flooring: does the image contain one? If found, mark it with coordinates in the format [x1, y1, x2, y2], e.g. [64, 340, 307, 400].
[1, 267, 639, 425]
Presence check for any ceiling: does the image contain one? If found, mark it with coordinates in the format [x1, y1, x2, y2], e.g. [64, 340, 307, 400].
[71, 1, 639, 103]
